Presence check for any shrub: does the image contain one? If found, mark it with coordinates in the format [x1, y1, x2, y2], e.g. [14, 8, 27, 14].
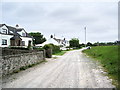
[43, 44, 60, 54]
[52, 45, 61, 54]
[43, 44, 52, 50]
[69, 38, 79, 48]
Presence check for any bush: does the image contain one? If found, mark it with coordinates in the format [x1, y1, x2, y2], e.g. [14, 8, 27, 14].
[43, 44, 60, 54]
[52, 45, 61, 54]
[43, 44, 52, 50]
[69, 38, 79, 48]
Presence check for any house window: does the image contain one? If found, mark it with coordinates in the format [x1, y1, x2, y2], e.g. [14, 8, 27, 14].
[2, 28, 7, 34]
[22, 32, 26, 36]
[22, 41, 25, 46]
[2, 39, 7, 45]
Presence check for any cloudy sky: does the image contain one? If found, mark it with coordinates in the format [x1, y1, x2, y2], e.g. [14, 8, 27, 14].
[1, 0, 118, 43]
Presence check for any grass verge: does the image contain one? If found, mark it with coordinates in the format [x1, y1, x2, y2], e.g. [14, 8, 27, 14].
[53, 50, 67, 56]
[53, 48, 81, 56]
[82, 45, 118, 87]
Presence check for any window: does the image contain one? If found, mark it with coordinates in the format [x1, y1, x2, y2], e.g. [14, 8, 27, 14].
[2, 39, 7, 45]
[22, 41, 25, 46]
[9, 31, 13, 34]
[2, 28, 7, 34]
[22, 32, 26, 36]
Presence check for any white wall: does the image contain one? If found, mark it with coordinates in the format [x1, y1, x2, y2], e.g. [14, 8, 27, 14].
[20, 37, 33, 48]
[0, 34, 13, 47]
[0, 34, 33, 48]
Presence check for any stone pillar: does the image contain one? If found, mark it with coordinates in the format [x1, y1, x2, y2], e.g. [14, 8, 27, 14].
[45, 49, 52, 58]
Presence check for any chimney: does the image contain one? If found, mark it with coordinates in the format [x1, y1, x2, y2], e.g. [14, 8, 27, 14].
[16, 24, 19, 27]
[50, 35, 53, 38]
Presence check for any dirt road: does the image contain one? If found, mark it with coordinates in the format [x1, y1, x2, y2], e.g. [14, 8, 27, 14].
[2, 49, 115, 88]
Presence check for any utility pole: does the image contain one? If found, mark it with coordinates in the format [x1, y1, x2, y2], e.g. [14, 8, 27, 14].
[84, 27, 87, 47]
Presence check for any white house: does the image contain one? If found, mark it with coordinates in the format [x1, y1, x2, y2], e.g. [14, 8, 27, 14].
[53, 37, 69, 47]
[36, 38, 59, 47]
[36, 35, 69, 49]
[0, 24, 33, 48]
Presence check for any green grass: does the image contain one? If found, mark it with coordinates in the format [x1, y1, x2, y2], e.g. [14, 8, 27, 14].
[82, 45, 119, 87]
[53, 50, 67, 56]
[53, 48, 81, 56]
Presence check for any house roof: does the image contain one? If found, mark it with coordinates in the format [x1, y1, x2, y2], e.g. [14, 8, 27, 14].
[36, 38, 59, 46]
[6, 25, 21, 36]
[36, 36, 69, 47]
[53, 37, 67, 44]
[0, 24, 6, 27]
[10, 35, 22, 40]
[53, 38, 61, 43]
[0, 24, 33, 38]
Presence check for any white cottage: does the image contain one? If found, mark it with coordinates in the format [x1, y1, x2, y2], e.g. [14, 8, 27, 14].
[0, 24, 33, 48]
[37, 35, 69, 48]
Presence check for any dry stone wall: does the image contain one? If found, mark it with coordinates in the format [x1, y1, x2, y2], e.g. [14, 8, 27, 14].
[2, 49, 45, 76]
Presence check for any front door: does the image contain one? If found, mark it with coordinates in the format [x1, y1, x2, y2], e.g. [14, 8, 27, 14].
[28, 40, 31, 47]
[10, 40, 15, 46]
[18, 40, 21, 46]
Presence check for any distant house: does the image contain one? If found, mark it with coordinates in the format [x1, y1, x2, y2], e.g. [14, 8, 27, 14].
[53, 37, 69, 47]
[37, 35, 69, 48]
[0, 24, 33, 48]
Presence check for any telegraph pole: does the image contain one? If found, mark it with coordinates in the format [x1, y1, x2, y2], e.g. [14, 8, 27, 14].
[84, 27, 87, 47]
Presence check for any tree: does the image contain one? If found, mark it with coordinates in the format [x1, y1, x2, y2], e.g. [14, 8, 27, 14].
[79, 43, 85, 47]
[69, 38, 79, 48]
[93, 42, 99, 46]
[29, 32, 46, 44]
[99, 42, 106, 46]
[106, 42, 114, 46]
[87, 42, 92, 46]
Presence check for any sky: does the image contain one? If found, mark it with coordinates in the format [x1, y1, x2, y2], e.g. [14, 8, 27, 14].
[1, 0, 118, 43]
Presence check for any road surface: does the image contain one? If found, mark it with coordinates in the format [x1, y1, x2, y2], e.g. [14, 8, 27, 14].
[2, 49, 115, 88]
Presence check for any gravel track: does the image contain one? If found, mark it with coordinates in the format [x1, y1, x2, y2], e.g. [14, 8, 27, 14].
[2, 49, 115, 88]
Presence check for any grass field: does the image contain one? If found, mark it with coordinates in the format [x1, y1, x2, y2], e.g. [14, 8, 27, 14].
[82, 45, 118, 86]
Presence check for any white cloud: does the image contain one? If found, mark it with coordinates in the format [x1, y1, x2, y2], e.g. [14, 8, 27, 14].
[1, 1, 118, 43]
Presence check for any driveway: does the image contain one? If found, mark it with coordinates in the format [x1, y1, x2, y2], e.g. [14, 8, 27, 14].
[2, 49, 115, 88]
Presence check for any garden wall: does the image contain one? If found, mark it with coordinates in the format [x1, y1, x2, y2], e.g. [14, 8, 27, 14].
[1, 48, 45, 76]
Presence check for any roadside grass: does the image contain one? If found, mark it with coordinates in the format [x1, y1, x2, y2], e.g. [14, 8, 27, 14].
[82, 45, 118, 87]
[53, 48, 82, 56]
[53, 50, 67, 56]
[53, 48, 80, 56]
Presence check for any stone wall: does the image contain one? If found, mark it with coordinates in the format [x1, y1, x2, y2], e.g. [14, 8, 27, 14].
[2, 48, 37, 56]
[2, 49, 45, 76]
